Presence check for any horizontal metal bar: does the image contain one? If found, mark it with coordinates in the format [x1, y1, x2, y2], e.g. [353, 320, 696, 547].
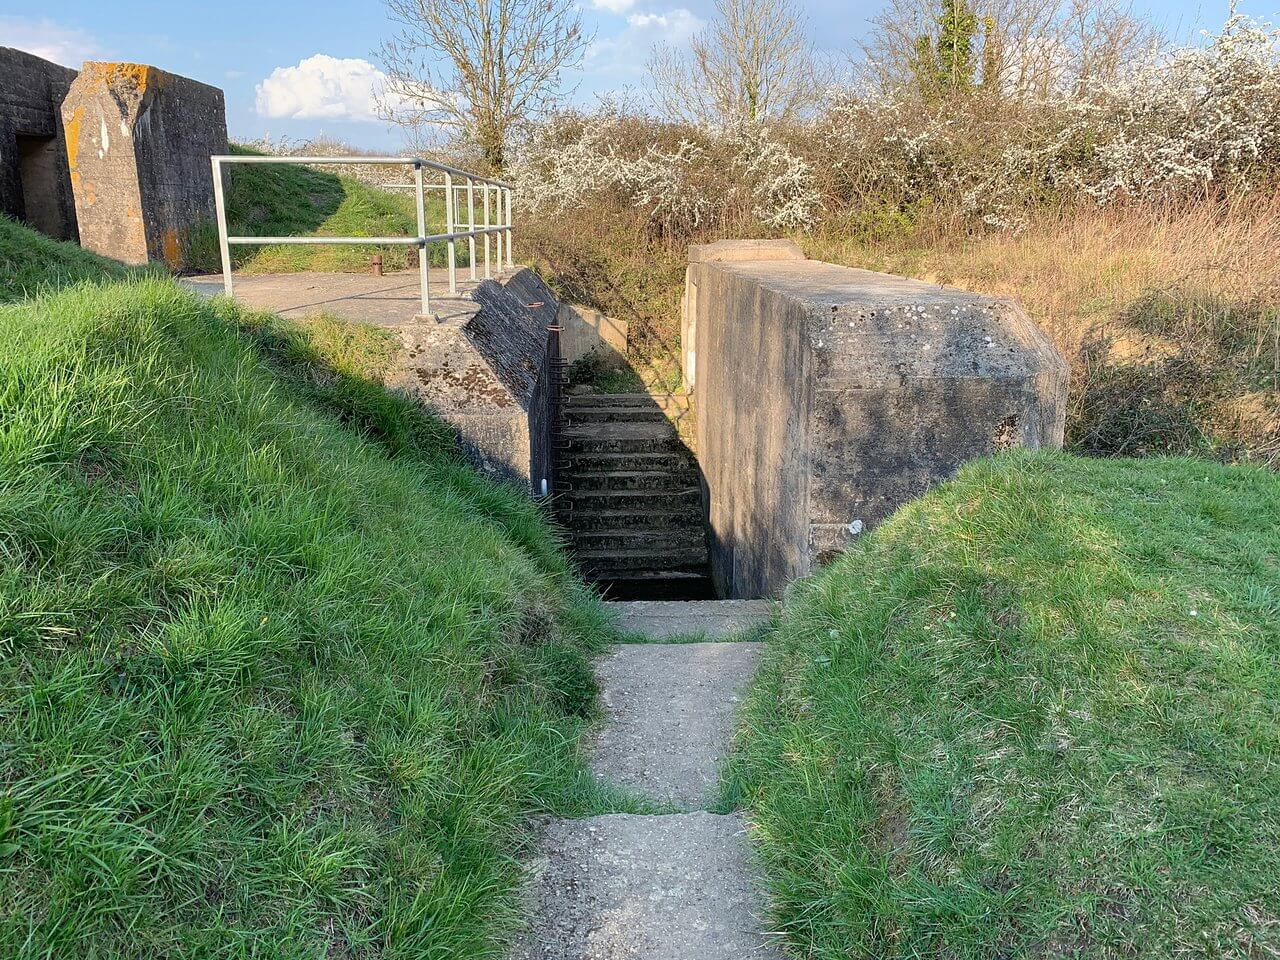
[227, 235, 425, 246]
[217, 155, 418, 165]
[226, 226, 512, 246]
[211, 154, 512, 189]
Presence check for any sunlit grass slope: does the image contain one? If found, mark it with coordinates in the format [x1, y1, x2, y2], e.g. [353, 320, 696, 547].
[729, 451, 1280, 959]
[187, 146, 451, 275]
[0, 214, 135, 301]
[0, 226, 610, 956]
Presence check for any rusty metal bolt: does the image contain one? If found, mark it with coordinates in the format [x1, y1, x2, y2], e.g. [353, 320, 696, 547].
[371, 254, 383, 277]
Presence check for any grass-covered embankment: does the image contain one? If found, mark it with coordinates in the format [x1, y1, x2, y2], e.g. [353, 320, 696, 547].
[187, 145, 453, 275]
[1, 214, 136, 301]
[728, 451, 1280, 958]
[0, 222, 610, 955]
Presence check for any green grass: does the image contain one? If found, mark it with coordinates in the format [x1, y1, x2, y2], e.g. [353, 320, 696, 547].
[187, 146, 458, 275]
[0, 217, 619, 956]
[0, 214, 138, 302]
[727, 451, 1280, 958]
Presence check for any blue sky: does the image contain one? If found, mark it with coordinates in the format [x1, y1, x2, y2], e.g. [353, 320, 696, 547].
[3, 0, 1273, 150]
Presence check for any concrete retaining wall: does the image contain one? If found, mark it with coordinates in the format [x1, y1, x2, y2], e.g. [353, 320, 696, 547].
[0, 47, 79, 241]
[688, 240, 1069, 599]
[61, 61, 227, 267]
[558, 303, 628, 371]
[386, 268, 559, 493]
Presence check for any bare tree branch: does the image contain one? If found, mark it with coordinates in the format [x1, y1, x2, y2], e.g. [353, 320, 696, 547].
[377, 0, 590, 170]
[863, 0, 1163, 100]
[647, 0, 825, 127]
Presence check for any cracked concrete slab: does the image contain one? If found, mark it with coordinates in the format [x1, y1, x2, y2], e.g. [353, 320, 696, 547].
[511, 812, 782, 960]
[590, 642, 763, 809]
[605, 599, 774, 639]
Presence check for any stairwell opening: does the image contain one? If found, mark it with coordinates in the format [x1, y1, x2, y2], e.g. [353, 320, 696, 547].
[553, 370, 714, 601]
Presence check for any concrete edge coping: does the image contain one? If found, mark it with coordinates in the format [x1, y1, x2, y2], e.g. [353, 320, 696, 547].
[687, 239, 806, 263]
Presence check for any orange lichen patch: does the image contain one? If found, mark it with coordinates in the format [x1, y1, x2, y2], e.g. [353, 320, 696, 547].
[162, 229, 182, 269]
[78, 61, 159, 97]
[64, 106, 84, 170]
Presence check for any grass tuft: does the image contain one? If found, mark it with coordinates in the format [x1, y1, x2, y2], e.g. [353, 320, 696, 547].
[0, 215, 139, 302]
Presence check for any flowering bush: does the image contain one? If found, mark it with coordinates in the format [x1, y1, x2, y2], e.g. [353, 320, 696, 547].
[512, 109, 820, 236]
[1063, 15, 1280, 203]
[515, 16, 1280, 238]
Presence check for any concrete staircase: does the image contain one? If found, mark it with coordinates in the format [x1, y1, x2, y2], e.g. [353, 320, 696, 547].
[559, 393, 711, 598]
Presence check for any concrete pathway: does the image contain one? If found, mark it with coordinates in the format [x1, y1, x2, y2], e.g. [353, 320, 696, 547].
[513, 600, 782, 960]
[182, 268, 492, 326]
[608, 599, 774, 639]
[591, 642, 764, 809]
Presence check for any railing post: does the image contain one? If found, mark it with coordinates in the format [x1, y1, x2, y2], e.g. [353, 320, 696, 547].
[482, 183, 492, 280]
[495, 184, 504, 271]
[467, 177, 477, 282]
[444, 171, 457, 295]
[210, 156, 234, 298]
[505, 188, 514, 267]
[414, 161, 430, 317]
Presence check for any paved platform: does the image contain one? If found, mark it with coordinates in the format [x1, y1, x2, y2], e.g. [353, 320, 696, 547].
[183, 269, 501, 326]
[515, 601, 779, 959]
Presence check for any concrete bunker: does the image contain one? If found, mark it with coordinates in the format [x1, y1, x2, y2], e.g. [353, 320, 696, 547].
[1, 48, 227, 267]
[62, 61, 228, 269]
[684, 239, 1069, 600]
[1, 47, 79, 241]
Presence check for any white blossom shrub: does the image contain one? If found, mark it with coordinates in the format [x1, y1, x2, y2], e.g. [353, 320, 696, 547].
[1062, 15, 1280, 203]
[512, 111, 819, 235]
[513, 15, 1280, 237]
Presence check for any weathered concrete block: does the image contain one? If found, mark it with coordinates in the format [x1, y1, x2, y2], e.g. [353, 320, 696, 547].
[385, 268, 558, 493]
[0, 47, 79, 241]
[688, 243, 1068, 599]
[558, 303, 628, 369]
[61, 62, 227, 268]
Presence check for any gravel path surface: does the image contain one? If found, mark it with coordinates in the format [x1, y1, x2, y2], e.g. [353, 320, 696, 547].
[511, 812, 781, 960]
[591, 642, 764, 809]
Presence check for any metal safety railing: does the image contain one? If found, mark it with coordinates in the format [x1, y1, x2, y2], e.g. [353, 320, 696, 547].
[209, 154, 514, 317]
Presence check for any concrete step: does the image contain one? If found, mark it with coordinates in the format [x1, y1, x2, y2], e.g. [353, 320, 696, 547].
[604, 600, 776, 640]
[564, 507, 702, 531]
[563, 451, 698, 473]
[566, 469, 700, 493]
[577, 549, 709, 574]
[566, 406, 672, 425]
[565, 391, 692, 415]
[599, 571, 716, 600]
[590, 641, 766, 807]
[562, 488, 703, 510]
[571, 528, 707, 554]
[562, 430, 688, 455]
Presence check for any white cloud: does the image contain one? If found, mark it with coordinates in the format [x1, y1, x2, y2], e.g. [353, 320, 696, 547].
[584, 7, 704, 83]
[591, 0, 637, 13]
[255, 55, 398, 121]
[0, 16, 100, 66]
[625, 9, 702, 37]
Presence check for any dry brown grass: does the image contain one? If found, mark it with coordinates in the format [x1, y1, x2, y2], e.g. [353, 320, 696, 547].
[809, 197, 1280, 465]
[524, 195, 1279, 465]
